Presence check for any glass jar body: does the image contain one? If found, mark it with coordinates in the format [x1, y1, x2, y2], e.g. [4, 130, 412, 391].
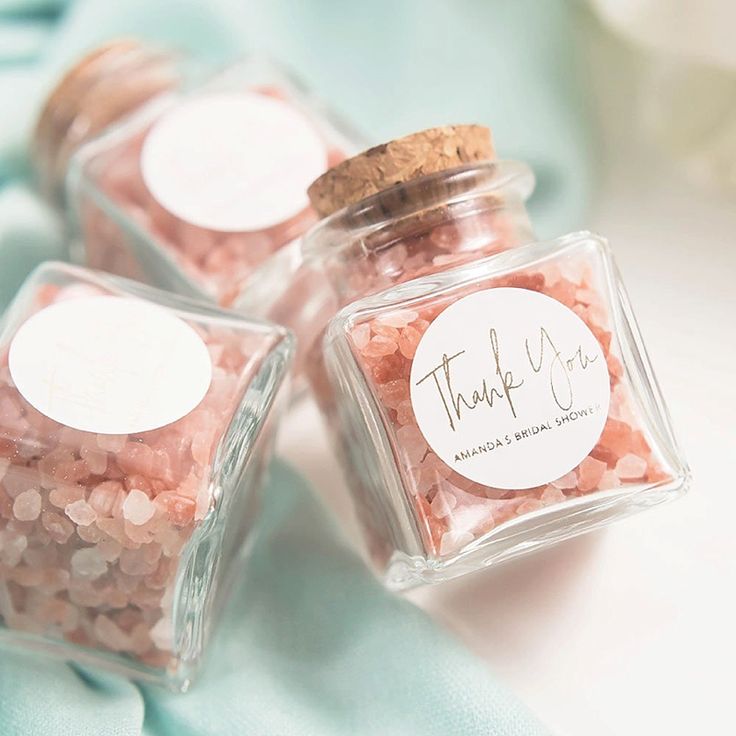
[321, 232, 689, 589]
[64, 56, 360, 309]
[0, 263, 292, 688]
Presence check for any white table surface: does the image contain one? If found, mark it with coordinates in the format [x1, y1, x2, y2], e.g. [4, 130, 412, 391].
[278, 24, 736, 736]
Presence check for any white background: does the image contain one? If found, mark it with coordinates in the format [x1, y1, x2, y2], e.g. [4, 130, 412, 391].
[278, 23, 735, 736]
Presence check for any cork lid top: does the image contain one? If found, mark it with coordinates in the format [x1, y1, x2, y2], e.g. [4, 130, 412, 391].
[307, 125, 494, 218]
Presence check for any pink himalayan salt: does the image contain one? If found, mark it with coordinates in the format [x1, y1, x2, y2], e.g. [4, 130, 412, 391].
[439, 530, 474, 556]
[552, 471, 577, 490]
[377, 309, 418, 328]
[430, 488, 457, 519]
[362, 335, 398, 358]
[0, 529, 27, 566]
[65, 499, 97, 526]
[0, 282, 267, 668]
[86, 106, 344, 307]
[122, 489, 155, 525]
[12, 488, 41, 521]
[616, 453, 648, 480]
[88, 481, 122, 517]
[70, 547, 107, 579]
[346, 261, 670, 559]
[350, 323, 371, 350]
[577, 456, 608, 493]
[41, 510, 74, 544]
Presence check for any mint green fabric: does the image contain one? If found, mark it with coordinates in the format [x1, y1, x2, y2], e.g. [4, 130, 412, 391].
[0, 1, 593, 733]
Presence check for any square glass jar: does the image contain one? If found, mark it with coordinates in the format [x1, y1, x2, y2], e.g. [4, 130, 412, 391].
[52, 50, 361, 307]
[322, 232, 689, 589]
[0, 262, 292, 689]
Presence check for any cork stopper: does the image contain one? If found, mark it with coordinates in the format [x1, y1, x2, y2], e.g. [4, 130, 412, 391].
[307, 125, 494, 218]
[33, 39, 179, 203]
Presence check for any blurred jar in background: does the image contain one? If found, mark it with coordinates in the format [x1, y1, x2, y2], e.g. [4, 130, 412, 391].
[33, 39, 362, 313]
[248, 126, 535, 376]
[301, 126, 689, 589]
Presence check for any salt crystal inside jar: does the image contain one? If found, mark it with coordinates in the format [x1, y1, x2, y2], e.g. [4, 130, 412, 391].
[0, 262, 292, 689]
[304, 126, 690, 589]
[33, 40, 362, 310]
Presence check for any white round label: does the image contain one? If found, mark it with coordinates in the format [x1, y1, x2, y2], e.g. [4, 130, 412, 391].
[140, 92, 327, 232]
[409, 288, 611, 490]
[9, 296, 213, 435]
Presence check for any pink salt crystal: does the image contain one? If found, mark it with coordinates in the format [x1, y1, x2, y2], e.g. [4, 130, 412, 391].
[430, 488, 457, 519]
[350, 323, 371, 350]
[398, 326, 421, 359]
[49, 484, 84, 508]
[119, 547, 158, 576]
[0, 529, 27, 566]
[65, 499, 97, 526]
[372, 323, 400, 341]
[129, 623, 153, 656]
[80, 445, 107, 475]
[577, 456, 608, 492]
[362, 335, 398, 358]
[377, 310, 418, 328]
[94, 614, 130, 651]
[41, 511, 74, 544]
[155, 524, 186, 557]
[195, 483, 211, 521]
[517, 499, 545, 515]
[599, 470, 621, 490]
[77, 523, 105, 544]
[447, 504, 490, 536]
[2, 467, 38, 498]
[150, 617, 172, 651]
[551, 471, 577, 490]
[541, 485, 567, 504]
[70, 547, 107, 580]
[118, 442, 154, 477]
[191, 428, 216, 466]
[96, 433, 127, 453]
[12, 489, 41, 521]
[153, 492, 196, 527]
[439, 530, 474, 556]
[124, 518, 158, 545]
[615, 453, 647, 480]
[0, 458, 9, 482]
[88, 481, 122, 517]
[396, 425, 427, 465]
[379, 379, 409, 409]
[122, 489, 155, 526]
[96, 538, 123, 563]
[395, 400, 415, 426]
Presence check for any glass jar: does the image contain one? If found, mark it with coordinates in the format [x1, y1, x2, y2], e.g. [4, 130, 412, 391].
[0, 261, 292, 689]
[247, 125, 535, 375]
[33, 40, 362, 309]
[304, 126, 690, 589]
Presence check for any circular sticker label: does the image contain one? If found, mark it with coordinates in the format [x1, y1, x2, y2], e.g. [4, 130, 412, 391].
[140, 92, 327, 232]
[9, 296, 213, 435]
[409, 288, 611, 490]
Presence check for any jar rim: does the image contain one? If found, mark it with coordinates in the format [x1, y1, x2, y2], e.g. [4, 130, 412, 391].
[302, 159, 535, 257]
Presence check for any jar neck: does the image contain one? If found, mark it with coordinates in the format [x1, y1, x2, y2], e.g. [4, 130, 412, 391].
[33, 40, 181, 204]
[303, 160, 536, 305]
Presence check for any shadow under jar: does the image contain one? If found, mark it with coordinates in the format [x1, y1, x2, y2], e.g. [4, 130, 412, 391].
[304, 125, 690, 590]
[0, 262, 292, 689]
[33, 39, 362, 309]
